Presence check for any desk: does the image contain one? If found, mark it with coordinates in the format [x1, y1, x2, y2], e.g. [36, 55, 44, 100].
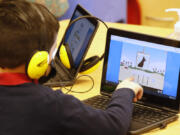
[56, 20, 180, 135]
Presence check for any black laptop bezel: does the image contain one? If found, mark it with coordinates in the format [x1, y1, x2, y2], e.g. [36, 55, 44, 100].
[56, 4, 99, 77]
[101, 28, 180, 111]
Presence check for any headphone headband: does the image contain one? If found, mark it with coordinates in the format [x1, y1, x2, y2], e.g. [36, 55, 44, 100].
[62, 15, 108, 42]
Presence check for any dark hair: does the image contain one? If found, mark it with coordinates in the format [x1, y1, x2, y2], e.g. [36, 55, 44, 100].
[0, 0, 59, 68]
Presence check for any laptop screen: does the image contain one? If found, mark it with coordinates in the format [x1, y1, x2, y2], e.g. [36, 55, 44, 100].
[102, 28, 180, 102]
[56, 4, 98, 74]
[64, 10, 96, 68]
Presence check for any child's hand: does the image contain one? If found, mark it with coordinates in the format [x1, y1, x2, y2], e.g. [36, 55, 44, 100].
[116, 77, 143, 102]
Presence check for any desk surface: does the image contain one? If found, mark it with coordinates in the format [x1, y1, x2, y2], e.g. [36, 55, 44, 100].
[56, 20, 179, 135]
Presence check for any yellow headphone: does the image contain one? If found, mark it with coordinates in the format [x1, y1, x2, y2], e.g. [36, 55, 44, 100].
[25, 4, 50, 79]
[59, 16, 108, 74]
[26, 51, 49, 79]
[59, 43, 104, 74]
[26, 16, 108, 79]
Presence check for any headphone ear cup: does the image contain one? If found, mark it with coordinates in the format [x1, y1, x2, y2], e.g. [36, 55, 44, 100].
[80, 56, 101, 74]
[26, 51, 49, 79]
[59, 44, 71, 69]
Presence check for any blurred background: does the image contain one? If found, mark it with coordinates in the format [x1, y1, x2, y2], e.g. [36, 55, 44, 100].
[59, 0, 127, 23]
[58, 0, 180, 29]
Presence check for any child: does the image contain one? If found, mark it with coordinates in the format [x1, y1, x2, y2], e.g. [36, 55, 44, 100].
[0, 1, 143, 135]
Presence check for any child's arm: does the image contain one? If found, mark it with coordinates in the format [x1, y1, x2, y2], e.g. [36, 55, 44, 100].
[54, 87, 138, 135]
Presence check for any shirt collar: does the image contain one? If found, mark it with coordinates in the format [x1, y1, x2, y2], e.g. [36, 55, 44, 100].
[0, 73, 34, 85]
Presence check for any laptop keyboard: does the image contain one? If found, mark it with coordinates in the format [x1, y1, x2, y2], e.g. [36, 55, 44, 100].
[132, 104, 174, 125]
[83, 95, 111, 110]
[83, 95, 175, 126]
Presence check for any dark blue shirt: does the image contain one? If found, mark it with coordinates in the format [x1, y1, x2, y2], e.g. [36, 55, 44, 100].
[0, 73, 134, 135]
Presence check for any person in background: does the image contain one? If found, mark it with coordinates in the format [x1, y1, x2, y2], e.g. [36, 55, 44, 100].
[0, 0, 69, 18]
[28, 0, 69, 18]
[0, 1, 143, 135]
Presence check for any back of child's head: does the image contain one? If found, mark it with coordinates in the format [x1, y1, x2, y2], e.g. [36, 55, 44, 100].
[0, 0, 59, 68]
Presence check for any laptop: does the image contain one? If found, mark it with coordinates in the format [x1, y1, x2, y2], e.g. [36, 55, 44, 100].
[39, 4, 99, 87]
[83, 27, 180, 134]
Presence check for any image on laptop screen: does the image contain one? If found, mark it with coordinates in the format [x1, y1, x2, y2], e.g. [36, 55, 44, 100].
[103, 33, 180, 100]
